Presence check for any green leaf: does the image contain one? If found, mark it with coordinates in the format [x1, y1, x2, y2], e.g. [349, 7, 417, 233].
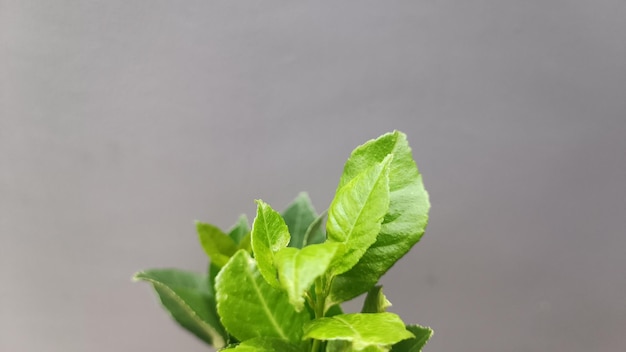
[228, 214, 250, 244]
[303, 211, 327, 246]
[360, 346, 389, 352]
[208, 263, 220, 295]
[134, 269, 227, 348]
[327, 342, 389, 352]
[330, 131, 430, 303]
[237, 231, 253, 253]
[275, 242, 341, 311]
[220, 337, 306, 351]
[325, 304, 344, 317]
[216, 250, 309, 342]
[197, 222, 238, 267]
[326, 155, 392, 275]
[326, 340, 353, 352]
[208, 262, 241, 345]
[282, 192, 319, 248]
[361, 286, 391, 313]
[391, 325, 433, 352]
[251, 200, 291, 287]
[304, 312, 413, 351]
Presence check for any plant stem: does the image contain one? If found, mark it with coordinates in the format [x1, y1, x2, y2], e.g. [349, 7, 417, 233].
[315, 275, 328, 317]
[311, 339, 321, 352]
[310, 276, 328, 352]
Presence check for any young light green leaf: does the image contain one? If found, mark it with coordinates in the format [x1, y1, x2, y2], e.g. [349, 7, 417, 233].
[361, 286, 391, 313]
[303, 211, 327, 246]
[197, 222, 238, 267]
[330, 131, 430, 303]
[275, 242, 341, 311]
[216, 250, 309, 342]
[207, 215, 251, 289]
[303, 312, 413, 351]
[228, 214, 250, 244]
[208, 262, 241, 345]
[326, 155, 392, 275]
[220, 337, 306, 352]
[251, 200, 291, 287]
[134, 269, 227, 348]
[390, 325, 433, 352]
[282, 192, 319, 248]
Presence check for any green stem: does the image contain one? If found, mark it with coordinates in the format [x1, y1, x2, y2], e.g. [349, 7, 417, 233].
[311, 339, 321, 352]
[305, 292, 316, 311]
[315, 275, 328, 317]
[310, 276, 328, 352]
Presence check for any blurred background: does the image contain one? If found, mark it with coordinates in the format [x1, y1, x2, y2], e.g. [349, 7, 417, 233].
[1, 1, 625, 351]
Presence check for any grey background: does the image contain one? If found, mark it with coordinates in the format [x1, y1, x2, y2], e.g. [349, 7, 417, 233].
[1, 1, 625, 351]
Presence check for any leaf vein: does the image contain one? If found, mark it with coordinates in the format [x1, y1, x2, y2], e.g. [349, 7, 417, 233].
[136, 274, 225, 347]
[245, 267, 288, 340]
[334, 316, 363, 341]
[342, 169, 384, 243]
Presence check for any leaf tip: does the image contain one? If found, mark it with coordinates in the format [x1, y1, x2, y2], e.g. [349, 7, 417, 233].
[195, 220, 208, 231]
[132, 271, 147, 282]
[296, 191, 311, 200]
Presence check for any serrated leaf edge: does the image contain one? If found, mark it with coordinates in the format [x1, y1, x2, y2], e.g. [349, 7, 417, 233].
[215, 252, 290, 341]
[134, 272, 226, 348]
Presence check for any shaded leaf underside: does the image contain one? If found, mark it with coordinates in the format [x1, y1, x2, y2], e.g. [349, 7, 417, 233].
[134, 269, 226, 348]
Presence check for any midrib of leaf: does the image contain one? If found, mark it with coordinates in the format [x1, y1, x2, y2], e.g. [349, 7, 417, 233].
[292, 253, 300, 297]
[260, 209, 282, 253]
[335, 316, 363, 341]
[260, 210, 272, 248]
[246, 266, 288, 340]
[339, 170, 384, 246]
[136, 275, 225, 347]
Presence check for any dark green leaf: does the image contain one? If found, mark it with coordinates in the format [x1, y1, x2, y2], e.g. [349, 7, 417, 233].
[303, 211, 327, 246]
[325, 304, 344, 317]
[361, 346, 389, 352]
[216, 250, 309, 342]
[391, 325, 433, 352]
[220, 337, 306, 351]
[228, 214, 250, 244]
[330, 131, 430, 303]
[361, 286, 391, 313]
[282, 192, 319, 248]
[236, 231, 252, 255]
[326, 340, 352, 352]
[134, 269, 227, 348]
[208, 263, 220, 295]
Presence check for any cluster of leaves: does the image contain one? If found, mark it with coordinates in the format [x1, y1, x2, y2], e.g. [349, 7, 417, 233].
[135, 131, 432, 352]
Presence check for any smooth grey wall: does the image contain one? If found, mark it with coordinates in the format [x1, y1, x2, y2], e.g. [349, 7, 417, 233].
[1, 1, 625, 351]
